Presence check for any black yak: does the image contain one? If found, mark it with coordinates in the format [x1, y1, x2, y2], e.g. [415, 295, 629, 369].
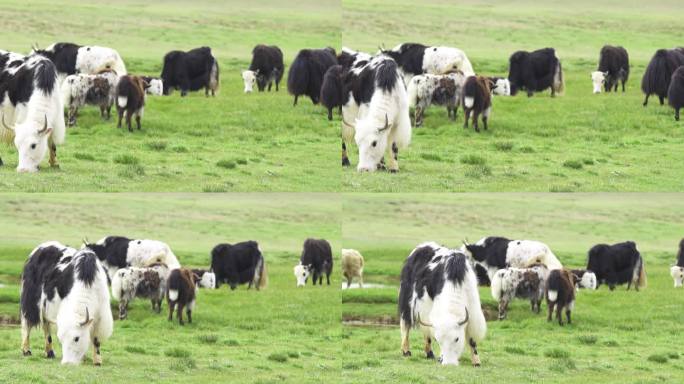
[641, 48, 684, 106]
[587, 241, 646, 291]
[507, 48, 564, 97]
[210, 241, 267, 290]
[160, 46, 219, 97]
[667, 65, 684, 121]
[591, 45, 629, 93]
[287, 47, 337, 106]
[242, 45, 284, 93]
[293, 238, 333, 286]
[320, 64, 344, 120]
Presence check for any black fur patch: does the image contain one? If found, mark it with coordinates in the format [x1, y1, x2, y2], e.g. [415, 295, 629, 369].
[34, 59, 57, 95]
[507, 48, 559, 95]
[211, 241, 265, 288]
[383, 43, 427, 76]
[287, 48, 337, 104]
[444, 252, 467, 285]
[642, 49, 684, 100]
[75, 250, 98, 286]
[466, 237, 510, 268]
[249, 45, 284, 91]
[587, 241, 641, 287]
[20, 246, 65, 327]
[375, 59, 398, 92]
[34, 43, 80, 75]
[299, 238, 333, 278]
[161, 47, 216, 95]
[86, 236, 130, 269]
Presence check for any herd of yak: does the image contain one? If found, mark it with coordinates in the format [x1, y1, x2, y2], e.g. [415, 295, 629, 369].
[18, 236, 333, 365]
[242, 43, 684, 172]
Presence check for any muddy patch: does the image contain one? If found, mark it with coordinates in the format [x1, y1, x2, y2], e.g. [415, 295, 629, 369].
[343, 314, 398, 327]
[0, 314, 20, 326]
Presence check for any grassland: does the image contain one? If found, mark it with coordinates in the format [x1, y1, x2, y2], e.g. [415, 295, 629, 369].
[341, 193, 684, 383]
[342, 0, 684, 192]
[0, 0, 340, 191]
[0, 193, 341, 383]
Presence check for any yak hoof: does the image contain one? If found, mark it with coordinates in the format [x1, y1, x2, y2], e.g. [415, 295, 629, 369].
[46, 350, 55, 359]
[23, 350, 32, 357]
[402, 350, 412, 357]
[426, 351, 435, 360]
[342, 158, 350, 167]
[388, 169, 398, 174]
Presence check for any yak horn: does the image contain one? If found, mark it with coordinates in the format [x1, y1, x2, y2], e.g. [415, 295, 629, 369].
[82, 237, 90, 247]
[458, 307, 469, 326]
[418, 316, 433, 328]
[377, 115, 389, 132]
[37, 115, 48, 135]
[1, 115, 14, 132]
[80, 307, 90, 327]
[341, 118, 355, 128]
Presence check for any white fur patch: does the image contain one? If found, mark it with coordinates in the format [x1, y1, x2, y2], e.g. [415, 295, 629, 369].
[168, 289, 179, 301]
[548, 290, 558, 302]
[464, 96, 474, 108]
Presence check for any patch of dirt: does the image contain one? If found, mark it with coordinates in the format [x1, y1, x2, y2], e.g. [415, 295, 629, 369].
[0, 314, 20, 326]
[342, 314, 398, 327]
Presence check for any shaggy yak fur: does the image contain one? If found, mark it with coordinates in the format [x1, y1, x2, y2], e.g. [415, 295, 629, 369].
[287, 47, 337, 106]
[641, 48, 684, 106]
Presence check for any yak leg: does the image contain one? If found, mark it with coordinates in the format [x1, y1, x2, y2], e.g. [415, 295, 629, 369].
[43, 321, 55, 358]
[327, 108, 333, 121]
[48, 142, 59, 168]
[68, 106, 78, 126]
[469, 338, 481, 366]
[326, 271, 331, 285]
[675, 108, 680, 121]
[177, 302, 185, 325]
[659, 95, 665, 105]
[463, 108, 471, 128]
[498, 299, 508, 320]
[387, 143, 399, 173]
[415, 106, 423, 127]
[117, 108, 124, 128]
[118, 300, 128, 320]
[547, 301, 555, 322]
[556, 302, 564, 326]
[345, 272, 351, 288]
[125, 111, 133, 132]
[643, 94, 649, 106]
[135, 110, 141, 130]
[422, 327, 434, 359]
[293, 95, 298, 106]
[168, 300, 176, 322]
[342, 141, 350, 167]
[186, 300, 193, 324]
[472, 111, 480, 132]
[614, 82, 618, 92]
[21, 317, 32, 356]
[92, 337, 102, 366]
[358, 273, 363, 288]
[483, 107, 490, 131]
[566, 305, 572, 325]
[400, 318, 411, 357]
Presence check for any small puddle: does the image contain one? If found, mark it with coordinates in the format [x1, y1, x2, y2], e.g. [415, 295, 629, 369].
[341, 283, 392, 290]
[343, 314, 397, 327]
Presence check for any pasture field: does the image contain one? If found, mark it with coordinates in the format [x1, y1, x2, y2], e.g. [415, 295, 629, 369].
[0, 0, 340, 192]
[341, 193, 684, 383]
[0, 193, 342, 383]
[342, 0, 684, 192]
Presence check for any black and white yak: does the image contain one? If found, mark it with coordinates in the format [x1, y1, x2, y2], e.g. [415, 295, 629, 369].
[671, 238, 684, 287]
[61, 69, 119, 126]
[591, 45, 629, 94]
[242, 44, 284, 93]
[491, 265, 548, 320]
[20, 242, 113, 365]
[111, 263, 169, 319]
[191, 269, 217, 289]
[545, 269, 577, 326]
[569, 269, 598, 290]
[667, 65, 684, 121]
[210, 241, 267, 290]
[641, 48, 684, 107]
[462, 237, 563, 284]
[586, 241, 646, 291]
[83, 236, 181, 281]
[287, 47, 337, 106]
[398, 242, 486, 366]
[382, 43, 475, 86]
[294, 238, 333, 286]
[507, 48, 564, 97]
[340, 55, 412, 172]
[0, 54, 66, 172]
[407, 72, 466, 126]
[160, 46, 219, 97]
[32, 42, 126, 82]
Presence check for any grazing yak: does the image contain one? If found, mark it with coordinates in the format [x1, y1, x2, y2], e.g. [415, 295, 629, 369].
[591, 45, 629, 94]
[111, 263, 169, 319]
[20, 242, 113, 365]
[545, 269, 577, 326]
[382, 43, 475, 85]
[407, 72, 466, 126]
[161, 46, 219, 97]
[116, 75, 150, 132]
[398, 242, 486, 366]
[667, 65, 684, 121]
[507, 48, 564, 97]
[491, 265, 548, 320]
[320, 65, 345, 120]
[32, 42, 127, 82]
[641, 48, 684, 106]
[462, 76, 494, 132]
[341, 55, 412, 172]
[586, 241, 646, 291]
[166, 268, 197, 325]
[61, 69, 118, 126]
[84, 236, 181, 281]
[569, 269, 597, 290]
[0, 54, 66, 172]
[287, 47, 337, 106]
[294, 238, 333, 286]
[210, 241, 267, 290]
[670, 239, 684, 287]
[463, 237, 563, 283]
[191, 269, 217, 289]
[242, 44, 284, 93]
[140, 76, 164, 96]
[341, 248, 364, 288]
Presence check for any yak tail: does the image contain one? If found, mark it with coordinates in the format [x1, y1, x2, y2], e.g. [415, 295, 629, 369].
[490, 270, 504, 302]
[637, 258, 647, 289]
[209, 60, 220, 91]
[553, 60, 565, 95]
[255, 256, 268, 290]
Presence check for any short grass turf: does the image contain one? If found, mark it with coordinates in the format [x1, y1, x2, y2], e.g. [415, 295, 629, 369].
[0, 193, 341, 384]
[0, 0, 340, 191]
[341, 0, 684, 192]
[341, 193, 684, 383]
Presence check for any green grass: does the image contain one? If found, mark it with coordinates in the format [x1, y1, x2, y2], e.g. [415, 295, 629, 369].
[341, 193, 684, 383]
[0, 194, 341, 383]
[0, 0, 340, 191]
[341, 0, 684, 192]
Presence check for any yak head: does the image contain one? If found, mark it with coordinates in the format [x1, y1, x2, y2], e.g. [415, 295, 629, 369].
[579, 271, 597, 290]
[354, 115, 391, 172]
[147, 78, 164, 96]
[490, 77, 511, 96]
[242, 70, 258, 93]
[199, 271, 216, 289]
[432, 307, 469, 365]
[591, 71, 608, 94]
[293, 264, 311, 287]
[6, 114, 52, 173]
[58, 306, 94, 364]
[671, 266, 684, 287]
[461, 239, 486, 263]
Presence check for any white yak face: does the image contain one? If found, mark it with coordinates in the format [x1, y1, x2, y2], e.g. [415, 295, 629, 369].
[294, 264, 310, 287]
[242, 70, 257, 93]
[355, 118, 390, 172]
[580, 272, 597, 290]
[492, 78, 510, 96]
[13, 119, 52, 173]
[58, 311, 93, 364]
[434, 320, 467, 365]
[147, 79, 163, 96]
[671, 266, 684, 287]
[591, 71, 607, 94]
[200, 272, 216, 289]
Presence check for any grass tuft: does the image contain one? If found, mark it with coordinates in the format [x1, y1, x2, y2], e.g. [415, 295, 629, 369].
[216, 160, 237, 169]
[165, 348, 191, 358]
[113, 154, 140, 165]
[267, 353, 288, 363]
[460, 154, 486, 165]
